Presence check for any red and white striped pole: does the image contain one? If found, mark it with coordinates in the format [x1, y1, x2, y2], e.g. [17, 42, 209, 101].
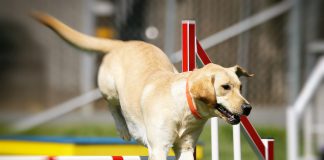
[181, 20, 274, 160]
[182, 20, 198, 160]
[182, 20, 196, 72]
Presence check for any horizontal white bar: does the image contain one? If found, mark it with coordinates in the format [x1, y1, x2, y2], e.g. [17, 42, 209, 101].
[0, 156, 47, 160]
[56, 156, 114, 160]
[12, 89, 102, 132]
[181, 20, 196, 24]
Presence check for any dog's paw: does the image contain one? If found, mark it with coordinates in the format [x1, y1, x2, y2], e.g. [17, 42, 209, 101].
[121, 133, 131, 141]
[117, 127, 132, 141]
[119, 130, 131, 141]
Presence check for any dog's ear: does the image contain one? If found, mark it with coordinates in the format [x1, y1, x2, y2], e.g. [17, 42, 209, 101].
[231, 65, 254, 77]
[190, 75, 216, 105]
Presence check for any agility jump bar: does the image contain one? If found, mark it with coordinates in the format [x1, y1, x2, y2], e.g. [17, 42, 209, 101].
[0, 136, 203, 160]
[182, 20, 274, 160]
[0, 156, 176, 160]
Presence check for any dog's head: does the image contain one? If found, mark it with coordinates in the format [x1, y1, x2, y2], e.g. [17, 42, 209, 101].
[189, 63, 253, 125]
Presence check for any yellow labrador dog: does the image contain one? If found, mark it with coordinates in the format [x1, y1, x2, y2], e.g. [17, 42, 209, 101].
[33, 12, 253, 160]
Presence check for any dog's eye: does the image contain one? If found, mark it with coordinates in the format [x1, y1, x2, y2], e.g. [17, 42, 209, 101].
[222, 84, 231, 90]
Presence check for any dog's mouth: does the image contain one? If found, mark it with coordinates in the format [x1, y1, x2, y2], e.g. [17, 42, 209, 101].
[214, 103, 240, 125]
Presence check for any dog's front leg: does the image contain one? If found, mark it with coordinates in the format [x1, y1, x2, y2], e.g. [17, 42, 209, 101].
[146, 131, 174, 160]
[178, 151, 195, 160]
[145, 120, 176, 160]
[148, 145, 169, 160]
[173, 128, 203, 160]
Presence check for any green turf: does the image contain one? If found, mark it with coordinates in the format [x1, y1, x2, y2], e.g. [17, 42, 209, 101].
[0, 123, 285, 159]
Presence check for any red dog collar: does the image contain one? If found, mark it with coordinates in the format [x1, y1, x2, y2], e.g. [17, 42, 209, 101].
[186, 78, 203, 119]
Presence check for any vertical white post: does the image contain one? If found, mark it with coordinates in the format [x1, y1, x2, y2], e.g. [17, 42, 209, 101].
[211, 117, 219, 160]
[304, 106, 313, 158]
[233, 124, 241, 160]
[287, 107, 298, 160]
[262, 139, 270, 160]
[262, 139, 275, 160]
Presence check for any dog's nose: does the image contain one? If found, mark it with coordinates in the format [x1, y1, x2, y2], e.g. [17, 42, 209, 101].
[241, 103, 252, 116]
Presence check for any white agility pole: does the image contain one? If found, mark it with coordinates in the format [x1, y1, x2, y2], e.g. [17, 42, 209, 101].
[304, 107, 313, 159]
[287, 108, 298, 160]
[211, 117, 219, 160]
[233, 124, 241, 160]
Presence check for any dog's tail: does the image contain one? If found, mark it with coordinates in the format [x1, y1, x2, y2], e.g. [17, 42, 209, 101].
[31, 11, 123, 53]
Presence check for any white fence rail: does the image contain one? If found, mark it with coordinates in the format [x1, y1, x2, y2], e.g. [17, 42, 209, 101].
[287, 56, 324, 160]
[12, 89, 102, 132]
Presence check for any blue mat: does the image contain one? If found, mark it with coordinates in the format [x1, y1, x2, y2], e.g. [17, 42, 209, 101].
[0, 135, 137, 144]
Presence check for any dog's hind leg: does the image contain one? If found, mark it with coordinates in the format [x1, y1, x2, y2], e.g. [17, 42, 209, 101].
[98, 69, 131, 140]
[107, 99, 132, 141]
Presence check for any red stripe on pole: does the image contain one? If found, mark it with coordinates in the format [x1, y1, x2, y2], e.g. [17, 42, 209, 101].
[112, 156, 124, 160]
[188, 23, 196, 71]
[196, 40, 212, 65]
[240, 116, 266, 158]
[268, 140, 274, 160]
[182, 22, 188, 72]
[47, 156, 56, 160]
